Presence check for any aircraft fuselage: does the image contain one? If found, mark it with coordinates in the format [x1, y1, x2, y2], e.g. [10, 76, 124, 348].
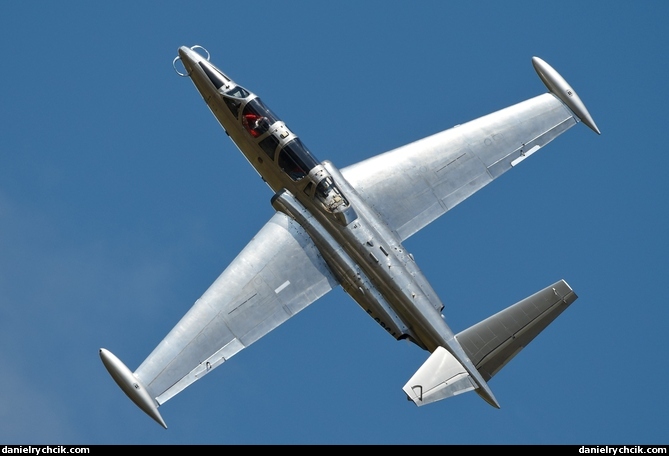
[176, 46, 499, 407]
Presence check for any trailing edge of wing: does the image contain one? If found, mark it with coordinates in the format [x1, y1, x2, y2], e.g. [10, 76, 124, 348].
[455, 279, 577, 381]
[102, 212, 338, 424]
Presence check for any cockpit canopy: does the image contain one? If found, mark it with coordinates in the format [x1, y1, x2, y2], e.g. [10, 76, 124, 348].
[195, 55, 356, 223]
[199, 66, 321, 184]
[278, 138, 319, 181]
[242, 98, 279, 138]
[199, 61, 231, 90]
[220, 86, 250, 118]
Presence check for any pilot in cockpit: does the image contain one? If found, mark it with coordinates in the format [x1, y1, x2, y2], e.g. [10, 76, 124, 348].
[242, 113, 268, 137]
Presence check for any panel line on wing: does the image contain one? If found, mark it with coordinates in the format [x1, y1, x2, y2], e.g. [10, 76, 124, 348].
[436, 152, 467, 174]
[227, 293, 258, 314]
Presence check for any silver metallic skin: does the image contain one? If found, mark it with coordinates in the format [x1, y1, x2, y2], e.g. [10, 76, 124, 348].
[532, 56, 601, 135]
[99, 349, 167, 428]
[271, 188, 411, 340]
[100, 46, 597, 427]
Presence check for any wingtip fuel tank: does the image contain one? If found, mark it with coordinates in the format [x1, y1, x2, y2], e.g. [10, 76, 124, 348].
[532, 56, 601, 135]
[99, 348, 167, 429]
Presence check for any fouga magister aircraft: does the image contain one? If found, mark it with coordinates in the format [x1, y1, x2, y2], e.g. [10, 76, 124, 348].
[100, 45, 600, 428]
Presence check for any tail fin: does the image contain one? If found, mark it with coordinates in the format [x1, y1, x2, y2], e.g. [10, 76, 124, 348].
[403, 280, 577, 407]
[456, 279, 577, 382]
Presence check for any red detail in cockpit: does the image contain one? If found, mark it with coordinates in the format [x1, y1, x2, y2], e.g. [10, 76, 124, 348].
[243, 113, 264, 137]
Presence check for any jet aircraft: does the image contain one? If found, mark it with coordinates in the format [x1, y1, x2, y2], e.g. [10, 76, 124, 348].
[100, 46, 599, 428]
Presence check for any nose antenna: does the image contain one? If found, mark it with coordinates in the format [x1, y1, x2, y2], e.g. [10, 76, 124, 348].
[173, 56, 189, 77]
[190, 45, 210, 61]
[173, 45, 211, 77]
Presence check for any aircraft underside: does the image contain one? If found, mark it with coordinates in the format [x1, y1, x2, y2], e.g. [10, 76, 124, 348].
[100, 45, 596, 428]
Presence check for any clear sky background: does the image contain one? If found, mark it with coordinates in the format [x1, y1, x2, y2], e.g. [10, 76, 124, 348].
[1, 1, 667, 445]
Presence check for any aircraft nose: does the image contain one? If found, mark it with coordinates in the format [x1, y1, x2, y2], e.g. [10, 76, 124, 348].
[177, 46, 196, 61]
[177, 46, 198, 73]
[177, 45, 206, 74]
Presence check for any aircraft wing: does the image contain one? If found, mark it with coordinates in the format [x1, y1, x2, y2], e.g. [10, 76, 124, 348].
[341, 93, 577, 241]
[132, 212, 338, 407]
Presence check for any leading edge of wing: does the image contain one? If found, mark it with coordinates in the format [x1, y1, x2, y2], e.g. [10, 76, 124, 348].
[341, 93, 577, 241]
[128, 212, 338, 408]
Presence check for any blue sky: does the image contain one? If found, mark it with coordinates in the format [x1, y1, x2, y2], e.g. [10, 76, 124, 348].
[1, 1, 667, 444]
